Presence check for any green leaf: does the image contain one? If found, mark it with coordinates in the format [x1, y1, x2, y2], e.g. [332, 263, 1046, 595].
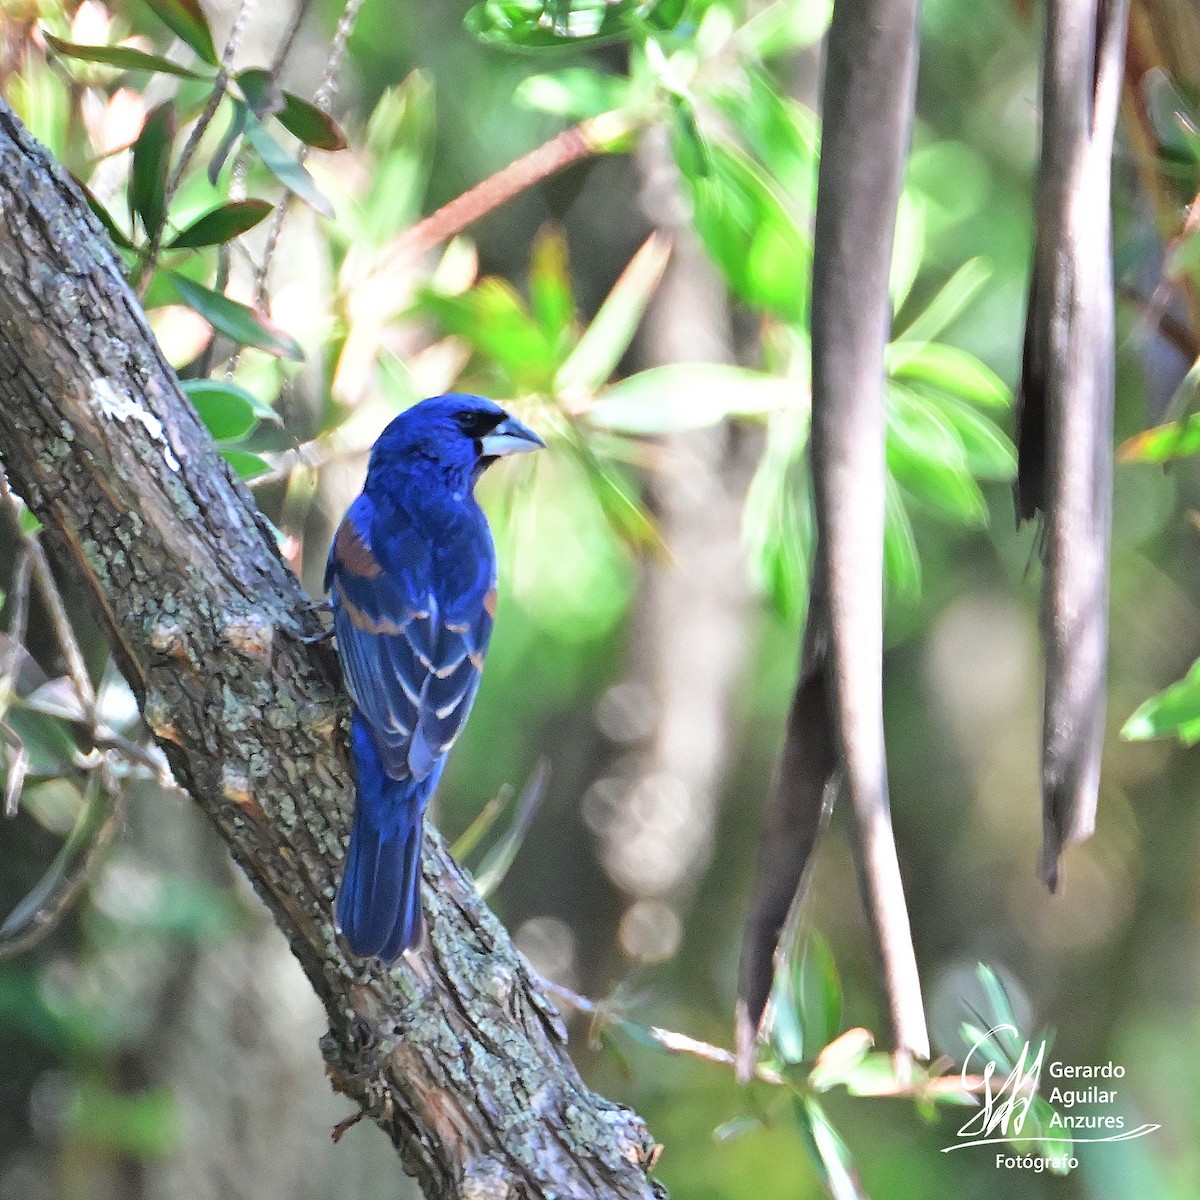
[795, 1099, 866, 1200]
[235, 68, 283, 118]
[936, 398, 1016, 479]
[743, 404, 813, 619]
[166, 199, 273, 248]
[556, 234, 670, 393]
[1117, 414, 1200, 464]
[890, 189, 925, 312]
[181, 378, 278, 423]
[0, 773, 110, 948]
[889, 340, 1010, 408]
[360, 73, 436, 240]
[131, 103, 176, 239]
[464, 0, 662, 48]
[243, 114, 333, 218]
[883, 477, 921, 596]
[588, 365, 789, 435]
[887, 389, 987, 524]
[977, 963, 1018, 1030]
[1142, 68, 1200, 159]
[420, 280, 558, 391]
[577, 447, 664, 551]
[277, 93, 347, 151]
[1123, 656, 1200, 743]
[5, 707, 79, 774]
[450, 788, 514, 861]
[842, 1052, 902, 1097]
[220, 449, 273, 481]
[72, 174, 136, 250]
[889, 448, 986, 525]
[43, 33, 205, 78]
[515, 67, 632, 118]
[208, 101, 248, 185]
[184, 383, 258, 441]
[145, 0, 219, 66]
[529, 228, 576, 343]
[712, 1115, 764, 1143]
[168, 272, 303, 359]
[766, 964, 805, 1065]
[809, 1028, 872, 1092]
[474, 761, 549, 897]
[798, 932, 843, 1052]
[675, 135, 811, 323]
[892, 257, 992, 349]
[716, 71, 819, 208]
[741, 0, 833, 57]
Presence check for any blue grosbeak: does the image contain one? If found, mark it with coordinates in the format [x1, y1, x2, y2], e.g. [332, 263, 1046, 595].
[327, 394, 543, 961]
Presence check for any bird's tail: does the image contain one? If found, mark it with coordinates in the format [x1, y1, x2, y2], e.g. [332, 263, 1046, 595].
[336, 713, 431, 961]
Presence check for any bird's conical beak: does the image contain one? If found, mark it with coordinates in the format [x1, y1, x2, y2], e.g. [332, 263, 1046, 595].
[480, 415, 545, 458]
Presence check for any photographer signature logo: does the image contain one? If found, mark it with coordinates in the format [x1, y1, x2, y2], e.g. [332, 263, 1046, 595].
[942, 1025, 1161, 1155]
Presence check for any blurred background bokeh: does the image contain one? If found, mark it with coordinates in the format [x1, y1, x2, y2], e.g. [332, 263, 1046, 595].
[1, 0, 1200, 1198]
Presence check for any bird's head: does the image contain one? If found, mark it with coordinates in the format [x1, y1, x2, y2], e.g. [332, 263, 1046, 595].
[367, 393, 544, 491]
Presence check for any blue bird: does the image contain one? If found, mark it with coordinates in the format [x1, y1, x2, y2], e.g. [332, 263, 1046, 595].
[326, 394, 544, 961]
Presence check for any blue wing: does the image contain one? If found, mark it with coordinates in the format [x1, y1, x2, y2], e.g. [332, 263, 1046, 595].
[326, 495, 495, 780]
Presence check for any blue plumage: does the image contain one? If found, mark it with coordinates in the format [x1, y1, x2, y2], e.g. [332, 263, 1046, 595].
[328, 394, 543, 961]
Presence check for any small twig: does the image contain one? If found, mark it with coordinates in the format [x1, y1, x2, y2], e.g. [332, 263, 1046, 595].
[376, 113, 636, 270]
[543, 980, 786, 1084]
[270, 0, 316, 74]
[133, 0, 256, 294]
[253, 0, 366, 308]
[0, 758, 124, 959]
[26, 533, 95, 716]
[0, 547, 32, 715]
[92, 729, 176, 786]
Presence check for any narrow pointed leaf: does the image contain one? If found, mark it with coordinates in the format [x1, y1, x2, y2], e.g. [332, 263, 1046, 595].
[556, 234, 670, 393]
[168, 272, 303, 359]
[145, 0, 219, 66]
[588, 365, 788, 435]
[131, 103, 176, 239]
[166, 199, 273, 248]
[474, 760, 550, 898]
[795, 1099, 867, 1200]
[278, 94, 347, 152]
[1117, 415, 1200, 464]
[72, 175, 136, 250]
[208, 101, 248, 185]
[529, 228, 576, 343]
[43, 33, 205, 78]
[889, 340, 1010, 408]
[235, 68, 284, 119]
[243, 115, 333, 217]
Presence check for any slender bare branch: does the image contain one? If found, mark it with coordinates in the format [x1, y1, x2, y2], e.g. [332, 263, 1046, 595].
[809, 0, 930, 1070]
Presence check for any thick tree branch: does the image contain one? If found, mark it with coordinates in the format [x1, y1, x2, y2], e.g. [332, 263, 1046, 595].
[0, 98, 659, 1200]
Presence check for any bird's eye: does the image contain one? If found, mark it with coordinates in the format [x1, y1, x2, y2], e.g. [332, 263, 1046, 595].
[455, 410, 502, 438]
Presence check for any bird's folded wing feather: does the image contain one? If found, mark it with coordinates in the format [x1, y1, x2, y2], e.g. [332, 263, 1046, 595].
[327, 505, 494, 781]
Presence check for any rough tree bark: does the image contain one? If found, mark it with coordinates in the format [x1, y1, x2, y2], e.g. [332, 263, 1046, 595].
[0, 100, 660, 1200]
